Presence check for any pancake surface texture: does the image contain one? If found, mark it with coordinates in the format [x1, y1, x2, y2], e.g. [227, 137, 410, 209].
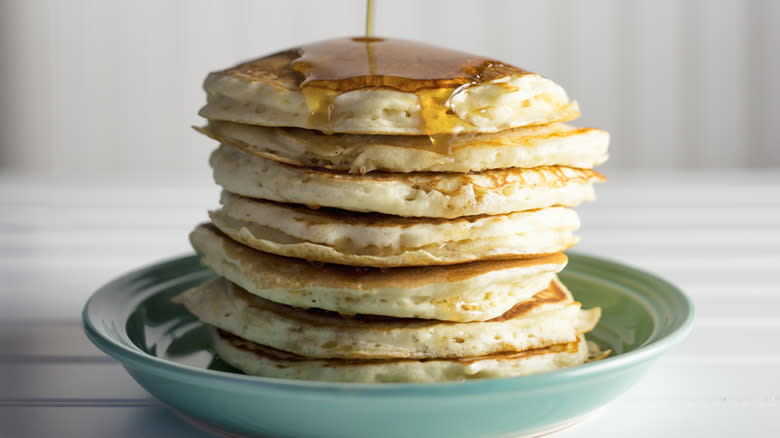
[211, 328, 591, 383]
[174, 277, 600, 359]
[210, 144, 604, 218]
[199, 38, 579, 135]
[189, 224, 567, 321]
[209, 191, 580, 267]
[199, 121, 609, 173]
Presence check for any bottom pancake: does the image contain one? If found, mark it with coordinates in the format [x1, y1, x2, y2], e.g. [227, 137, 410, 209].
[211, 328, 592, 383]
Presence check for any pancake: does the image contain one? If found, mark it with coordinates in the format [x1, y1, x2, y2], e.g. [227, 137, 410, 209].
[210, 144, 604, 218]
[199, 38, 580, 135]
[211, 328, 591, 383]
[190, 224, 567, 322]
[197, 121, 610, 174]
[210, 191, 579, 267]
[173, 277, 600, 360]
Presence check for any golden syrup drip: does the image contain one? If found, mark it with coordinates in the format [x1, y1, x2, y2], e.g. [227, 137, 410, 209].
[289, 37, 529, 139]
[365, 0, 374, 38]
[426, 134, 455, 155]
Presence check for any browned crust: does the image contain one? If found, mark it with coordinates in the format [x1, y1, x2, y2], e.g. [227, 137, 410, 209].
[232, 277, 569, 328]
[217, 142, 605, 185]
[486, 280, 570, 322]
[217, 328, 580, 365]
[213, 50, 303, 86]
[200, 119, 601, 158]
[218, 190, 568, 227]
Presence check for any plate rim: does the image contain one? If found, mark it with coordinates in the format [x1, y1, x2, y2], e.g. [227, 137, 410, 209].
[83, 251, 695, 395]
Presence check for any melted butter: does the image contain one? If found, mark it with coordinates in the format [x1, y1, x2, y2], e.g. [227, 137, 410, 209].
[289, 37, 530, 140]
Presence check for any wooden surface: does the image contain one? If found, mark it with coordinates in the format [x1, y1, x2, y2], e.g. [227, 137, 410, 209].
[1, 170, 779, 437]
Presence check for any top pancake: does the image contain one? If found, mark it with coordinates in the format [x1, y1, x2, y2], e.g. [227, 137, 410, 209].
[199, 37, 580, 135]
[211, 329, 591, 383]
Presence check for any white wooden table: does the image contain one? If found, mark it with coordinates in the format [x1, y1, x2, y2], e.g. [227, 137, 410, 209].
[1, 170, 778, 437]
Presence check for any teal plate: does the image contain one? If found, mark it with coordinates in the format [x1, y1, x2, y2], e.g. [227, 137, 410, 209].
[83, 253, 694, 438]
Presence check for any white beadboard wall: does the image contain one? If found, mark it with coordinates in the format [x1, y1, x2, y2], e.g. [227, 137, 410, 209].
[0, 0, 778, 178]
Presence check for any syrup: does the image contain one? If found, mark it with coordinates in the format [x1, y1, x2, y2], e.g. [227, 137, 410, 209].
[289, 37, 529, 139]
[365, 0, 375, 39]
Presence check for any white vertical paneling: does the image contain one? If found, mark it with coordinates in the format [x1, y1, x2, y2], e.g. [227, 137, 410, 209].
[560, 0, 622, 169]
[82, 1, 122, 173]
[0, 0, 778, 174]
[625, 0, 686, 168]
[688, 0, 750, 167]
[0, 2, 19, 167]
[611, 1, 635, 170]
[3, 1, 56, 172]
[498, 1, 557, 77]
[762, 2, 780, 168]
[747, 1, 780, 168]
[115, 1, 187, 173]
[375, 0, 501, 61]
[374, 0, 426, 44]
[678, 0, 700, 168]
[45, 1, 91, 173]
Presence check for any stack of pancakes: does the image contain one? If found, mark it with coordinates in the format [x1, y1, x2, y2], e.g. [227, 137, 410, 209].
[175, 37, 609, 383]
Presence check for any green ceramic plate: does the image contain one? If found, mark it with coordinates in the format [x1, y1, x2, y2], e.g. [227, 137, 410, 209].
[83, 253, 694, 438]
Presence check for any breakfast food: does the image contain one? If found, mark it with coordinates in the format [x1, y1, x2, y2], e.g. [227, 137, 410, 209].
[209, 144, 603, 218]
[175, 276, 599, 359]
[188, 224, 568, 322]
[210, 330, 591, 383]
[198, 39, 580, 135]
[209, 192, 582, 267]
[197, 121, 609, 174]
[177, 36, 609, 382]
